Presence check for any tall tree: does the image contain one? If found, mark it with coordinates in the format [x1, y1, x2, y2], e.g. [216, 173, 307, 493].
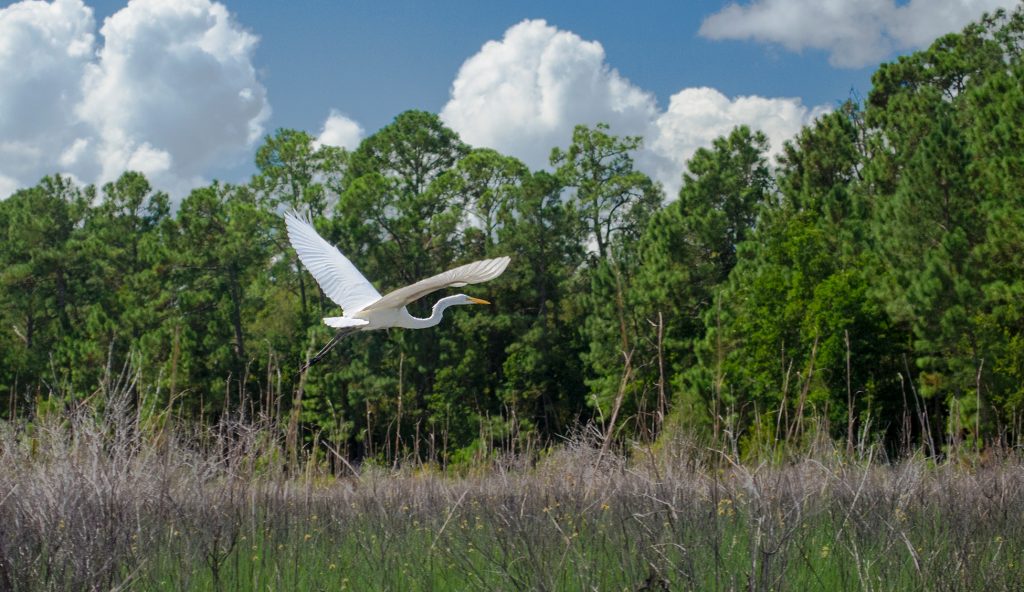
[632, 126, 773, 431]
[965, 54, 1024, 421]
[0, 176, 87, 405]
[551, 123, 661, 263]
[495, 171, 589, 437]
[65, 172, 172, 393]
[867, 7, 1024, 438]
[173, 182, 273, 414]
[551, 124, 663, 426]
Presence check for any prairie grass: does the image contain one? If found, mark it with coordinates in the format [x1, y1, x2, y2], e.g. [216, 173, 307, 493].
[1, 393, 1022, 591]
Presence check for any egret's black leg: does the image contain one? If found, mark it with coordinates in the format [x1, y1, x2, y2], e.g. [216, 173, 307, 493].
[300, 327, 361, 374]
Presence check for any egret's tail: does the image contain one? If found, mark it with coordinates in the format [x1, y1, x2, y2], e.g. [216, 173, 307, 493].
[324, 317, 369, 328]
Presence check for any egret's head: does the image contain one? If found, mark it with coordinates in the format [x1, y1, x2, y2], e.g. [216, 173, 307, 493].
[454, 294, 490, 306]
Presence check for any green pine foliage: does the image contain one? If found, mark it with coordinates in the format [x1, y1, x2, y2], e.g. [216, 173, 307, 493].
[2, 8, 1024, 457]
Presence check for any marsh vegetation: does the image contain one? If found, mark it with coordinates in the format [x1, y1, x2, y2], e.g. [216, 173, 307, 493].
[2, 384, 1022, 591]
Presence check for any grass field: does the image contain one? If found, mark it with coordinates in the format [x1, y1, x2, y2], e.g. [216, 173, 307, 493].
[2, 400, 1022, 591]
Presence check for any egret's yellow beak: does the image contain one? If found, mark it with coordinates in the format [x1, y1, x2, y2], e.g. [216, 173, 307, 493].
[468, 296, 491, 305]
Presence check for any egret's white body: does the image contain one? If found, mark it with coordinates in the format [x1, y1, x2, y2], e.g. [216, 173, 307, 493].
[283, 212, 510, 369]
[322, 295, 488, 331]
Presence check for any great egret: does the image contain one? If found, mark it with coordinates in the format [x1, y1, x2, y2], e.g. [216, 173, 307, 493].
[284, 211, 510, 371]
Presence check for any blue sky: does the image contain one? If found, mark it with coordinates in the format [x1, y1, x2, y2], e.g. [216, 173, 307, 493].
[57, 0, 868, 131]
[1, 0, 1016, 199]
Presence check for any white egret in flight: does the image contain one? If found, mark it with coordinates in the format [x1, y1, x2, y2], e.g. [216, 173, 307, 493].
[284, 212, 510, 371]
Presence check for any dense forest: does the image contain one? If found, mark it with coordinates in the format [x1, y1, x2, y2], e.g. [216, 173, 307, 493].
[2, 9, 1023, 461]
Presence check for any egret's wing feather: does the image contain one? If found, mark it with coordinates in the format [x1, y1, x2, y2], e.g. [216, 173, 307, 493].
[362, 256, 510, 312]
[284, 212, 382, 314]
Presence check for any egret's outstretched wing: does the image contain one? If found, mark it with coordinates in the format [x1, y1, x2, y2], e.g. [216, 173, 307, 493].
[284, 212, 382, 314]
[361, 256, 510, 312]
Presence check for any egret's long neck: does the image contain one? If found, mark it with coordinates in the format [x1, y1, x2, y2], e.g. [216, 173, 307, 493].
[405, 295, 463, 329]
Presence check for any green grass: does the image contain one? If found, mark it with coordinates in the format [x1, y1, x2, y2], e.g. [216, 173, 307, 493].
[121, 492, 1022, 591]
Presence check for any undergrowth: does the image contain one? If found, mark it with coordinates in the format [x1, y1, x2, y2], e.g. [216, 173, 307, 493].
[1, 390, 1022, 591]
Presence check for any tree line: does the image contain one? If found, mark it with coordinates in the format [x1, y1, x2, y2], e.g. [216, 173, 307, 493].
[2, 9, 1022, 459]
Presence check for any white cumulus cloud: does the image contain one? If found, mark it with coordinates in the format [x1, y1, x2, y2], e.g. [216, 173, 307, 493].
[441, 19, 826, 198]
[646, 88, 830, 194]
[0, 0, 95, 191]
[315, 110, 365, 150]
[441, 19, 658, 171]
[0, 0, 269, 199]
[699, 0, 1018, 68]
